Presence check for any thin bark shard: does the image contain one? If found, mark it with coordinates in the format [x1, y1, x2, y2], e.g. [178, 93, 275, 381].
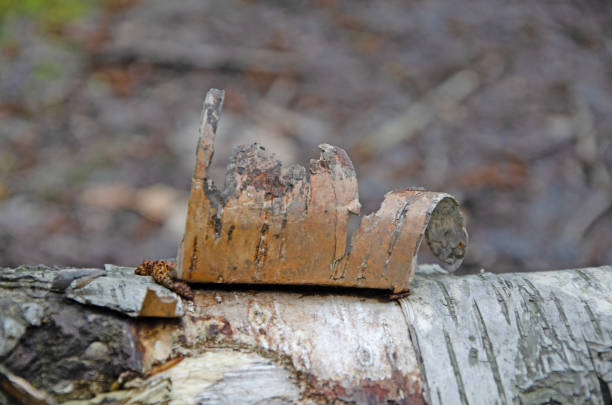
[66, 264, 184, 318]
[178, 89, 468, 292]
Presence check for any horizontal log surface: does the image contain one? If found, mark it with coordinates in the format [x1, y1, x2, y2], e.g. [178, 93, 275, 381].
[1, 264, 611, 404]
[139, 287, 424, 403]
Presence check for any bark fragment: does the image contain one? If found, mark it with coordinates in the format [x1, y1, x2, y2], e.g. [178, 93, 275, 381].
[66, 264, 184, 318]
[178, 89, 468, 292]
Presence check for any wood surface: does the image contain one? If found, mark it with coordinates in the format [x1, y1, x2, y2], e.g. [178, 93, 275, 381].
[177, 89, 468, 292]
[1, 264, 610, 404]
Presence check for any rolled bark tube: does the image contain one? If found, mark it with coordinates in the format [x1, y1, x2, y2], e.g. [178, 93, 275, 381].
[177, 89, 468, 293]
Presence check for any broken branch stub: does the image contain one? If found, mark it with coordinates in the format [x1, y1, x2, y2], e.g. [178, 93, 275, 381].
[177, 89, 468, 293]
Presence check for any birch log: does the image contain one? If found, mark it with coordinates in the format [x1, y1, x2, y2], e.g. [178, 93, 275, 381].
[1, 264, 611, 404]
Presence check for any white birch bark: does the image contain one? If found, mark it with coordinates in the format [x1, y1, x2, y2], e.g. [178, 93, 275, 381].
[401, 265, 612, 405]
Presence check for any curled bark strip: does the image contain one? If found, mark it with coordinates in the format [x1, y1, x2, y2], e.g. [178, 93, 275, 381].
[177, 89, 468, 292]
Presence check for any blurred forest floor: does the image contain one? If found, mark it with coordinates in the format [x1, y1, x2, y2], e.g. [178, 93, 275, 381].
[0, 0, 611, 273]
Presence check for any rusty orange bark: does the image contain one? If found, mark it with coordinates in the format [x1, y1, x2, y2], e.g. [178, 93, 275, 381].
[177, 89, 468, 292]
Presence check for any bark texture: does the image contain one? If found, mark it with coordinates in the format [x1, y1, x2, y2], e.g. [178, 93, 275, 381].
[402, 265, 612, 405]
[177, 89, 468, 293]
[1, 264, 611, 404]
[0, 265, 145, 403]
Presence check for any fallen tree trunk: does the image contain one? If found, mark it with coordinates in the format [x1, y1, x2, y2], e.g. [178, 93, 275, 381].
[1, 264, 611, 404]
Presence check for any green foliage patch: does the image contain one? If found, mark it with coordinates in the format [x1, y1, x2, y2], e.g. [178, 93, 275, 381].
[0, 0, 94, 26]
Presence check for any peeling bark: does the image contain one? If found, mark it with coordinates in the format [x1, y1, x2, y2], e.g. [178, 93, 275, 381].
[177, 89, 468, 292]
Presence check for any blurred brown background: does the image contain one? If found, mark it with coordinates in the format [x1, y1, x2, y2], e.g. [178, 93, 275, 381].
[1, 0, 611, 273]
